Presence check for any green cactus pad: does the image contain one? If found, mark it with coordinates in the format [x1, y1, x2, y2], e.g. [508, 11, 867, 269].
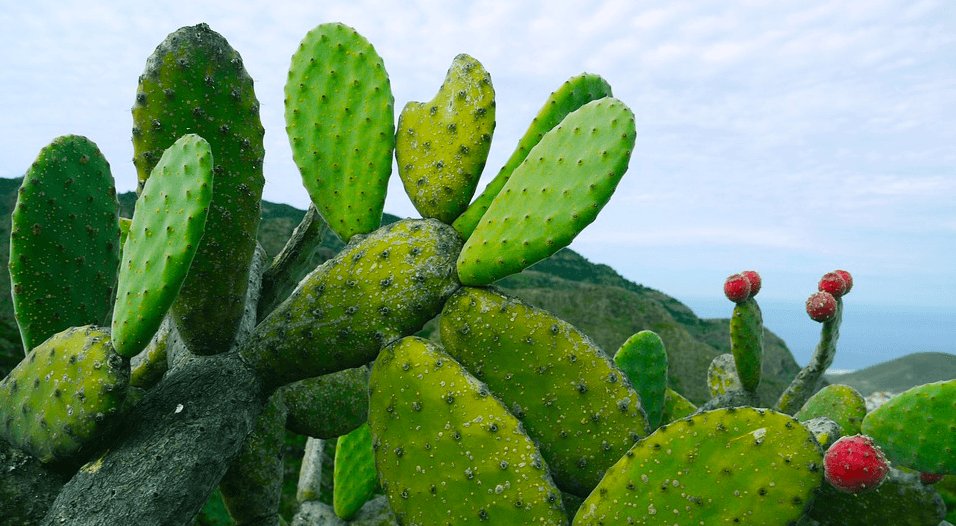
[10, 135, 120, 352]
[440, 287, 648, 496]
[707, 353, 743, 398]
[0, 326, 128, 464]
[111, 134, 213, 358]
[453, 73, 613, 239]
[118, 217, 132, 249]
[808, 468, 946, 526]
[368, 337, 568, 525]
[457, 98, 635, 285]
[660, 387, 697, 425]
[133, 23, 265, 355]
[730, 298, 763, 392]
[129, 317, 171, 389]
[861, 379, 956, 474]
[574, 408, 823, 525]
[937, 475, 956, 523]
[283, 366, 370, 439]
[285, 22, 394, 242]
[396, 53, 495, 224]
[614, 330, 667, 429]
[776, 299, 843, 414]
[795, 384, 867, 436]
[240, 219, 461, 387]
[802, 417, 844, 448]
[334, 423, 378, 520]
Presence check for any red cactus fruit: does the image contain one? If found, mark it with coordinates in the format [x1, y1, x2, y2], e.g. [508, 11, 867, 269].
[806, 291, 837, 322]
[723, 273, 751, 303]
[818, 272, 847, 297]
[834, 269, 853, 294]
[740, 270, 761, 297]
[824, 435, 889, 493]
[920, 472, 944, 485]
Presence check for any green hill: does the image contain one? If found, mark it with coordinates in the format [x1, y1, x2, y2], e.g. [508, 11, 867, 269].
[825, 352, 956, 395]
[0, 178, 805, 404]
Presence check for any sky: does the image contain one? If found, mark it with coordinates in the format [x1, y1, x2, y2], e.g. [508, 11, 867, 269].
[1, 1, 954, 368]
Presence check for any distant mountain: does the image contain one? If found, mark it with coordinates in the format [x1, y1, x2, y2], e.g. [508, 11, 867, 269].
[0, 178, 806, 405]
[825, 352, 956, 395]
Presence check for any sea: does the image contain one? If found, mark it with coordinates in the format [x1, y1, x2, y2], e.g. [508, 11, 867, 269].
[678, 297, 956, 372]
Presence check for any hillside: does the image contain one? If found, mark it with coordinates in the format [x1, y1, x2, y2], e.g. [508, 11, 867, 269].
[0, 178, 804, 404]
[825, 352, 956, 395]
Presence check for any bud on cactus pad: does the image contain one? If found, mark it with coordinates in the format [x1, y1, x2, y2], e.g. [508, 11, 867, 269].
[824, 435, 889, 493]
[723, 273, 751, 303]
[741, 269, 761, 297]
[806, 291, 838, 322]
[818, 271, 848, 297]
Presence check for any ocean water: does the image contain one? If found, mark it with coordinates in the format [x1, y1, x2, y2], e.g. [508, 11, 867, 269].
[679, 297, 956, 371]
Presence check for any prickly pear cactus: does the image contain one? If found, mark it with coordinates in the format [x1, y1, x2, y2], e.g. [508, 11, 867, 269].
[440, 287, 648, 496]
[285, 22, 394, 242]
[0, 326, 128, 464]
[660, 387, 697, 425]
[10, 135, 120, 353]
[795, 384, 867, 436]
[574, 408, 824, 525]
[808, 468, 946, 526]
[368, 337, 568, 525]
[111, 134, 213, 358]
[729, 297, 763, 392]
[453, 73, 613, 238]
[614, 330, 668, 429]
[861, 379, 956, 474]
[456, 98, 636, 285]
[283, 366, 370, 439]
[133, 23, 265, 355]
[707, 353, 743, 397]
[333, 423, 378, 520]
[396, 53, 495, 224]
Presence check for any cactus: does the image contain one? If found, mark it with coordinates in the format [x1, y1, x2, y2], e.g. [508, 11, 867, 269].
[614, 330, 668, 429]
[111, 134, 213, 358]
[456, 97, 636, 285]
[285, 22, 394, 242]
[133, 23, 265, 356]
[0, 326, 127, 464]
[660, 387, 697, 424]
[440, 287, 648, 496]
[808, 467, 946, 525]
[396, 53, 495, 223]
[453, 73, 613, 238]
[9, 135, 120, 353]
[707, 353, 743, 397]
[333, 423, 378, 520]
[574, 408, 824, 525]
[729, 296, 763, 393]
[823, 434, 890, 493]
[861, 379, 956, 474]
[368, 337, 568, 525]
[283, 366, 370, 439]
[803, 417, 844, 449]
[795, 384, 867, 436]
[129, 317, 173, 389]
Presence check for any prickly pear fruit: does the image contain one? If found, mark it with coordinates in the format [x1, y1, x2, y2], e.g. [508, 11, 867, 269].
[834, 269, 854, 293]
[819, 271, 848, 297]
[807, 291, 838, 322]
[741, 269, 761, 297]
[334, 423, 378, 520]
[285, 22, 394, 242]
[368, 337, 568, 525]
[824, 435, 889, 493]
[456, 97, 636, 285]
[921, 472, 944, 485]
[574, 408, 824, 525]
[440, 287, 648, 496]
[396, 54, 495, 224]
[111, 134, 213, 358]
[10, 135, 120, 352]
[660, 387, 697, 424]
[723, 273, 751, 303]
[795, 384, 867, 435]
[240, 219, 461, 387]
[0, 326, 128, 464]
[453, 73, 613, 238]
[133, 23, 265, 355]
[707, 353, 743, 397]
[861, 379, 956, 474]
[809, 467, 946, 526]
[283, 366, 370, 439]
[614, 330, 667, 429]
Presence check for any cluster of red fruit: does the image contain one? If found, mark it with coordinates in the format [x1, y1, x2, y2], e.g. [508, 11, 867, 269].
[722, 269, 853, 323]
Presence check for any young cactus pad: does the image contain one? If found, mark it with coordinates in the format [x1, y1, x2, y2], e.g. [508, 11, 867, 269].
[795, 384, 867, 436]
[240, 219, 461, 387]
[660, 387, 697, 425]
[285, 22, 394, 242]
[10, 135, 120, 352]
[111, 134, 213, 358]
[453, 73, 613, 238]
[283, 366, 370, 439]
[0, 326, 128, 464]
[707, 353, 743, 398]
[456, 97, 636, 285]
[368, 337, 568, 525]
[729, 297, 763, 392]
[333, 423, 378, 520]
[133, 23, 265, 355]
[614, 330, 668, 429]
[396, 53, 495, 224]
[861, 379, 956, 474]
[573, 408, 824, 525]
[440, 287, 649, 496]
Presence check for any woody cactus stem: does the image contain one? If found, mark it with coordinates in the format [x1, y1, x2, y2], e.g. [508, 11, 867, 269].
[776, 297, 843, 414]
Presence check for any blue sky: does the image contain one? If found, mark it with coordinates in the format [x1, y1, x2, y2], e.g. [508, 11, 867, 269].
[1, 1, 954, 347]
